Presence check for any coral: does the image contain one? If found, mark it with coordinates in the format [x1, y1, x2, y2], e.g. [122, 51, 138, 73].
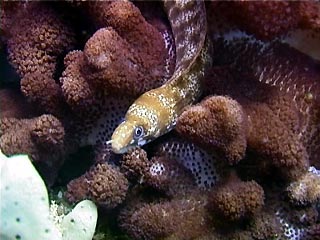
[60, 51, 99, 114]
[6, 2, 76, 78]
[245, 100, 309, 180]
[249, 209, 283, 240]
[61, 0, 170, 102]
[0, 114, 65, 160]
[0, 151, 97, 240]
[0, 114, 65, 184]
[119, 193, 210, 240]
[59, 0, 173, 119]
[66, 163, 129, 208]
[1, 1, 319, 239]
[287, 170, 320, 205]
[121, 146, 197, 198]
[209, 1, 320, 40]
[274, 196, 319, 240]
[302, 224, 320, 240]
[5, 2, 76, 115]
[209, 176, 265, 222]
[0, 89, 36, 118]
[205, 36, 319, 180]
[176, 96, 247, 165]
[297, 2, 320, 29]
[121, 148, 151, 182]
[21, 70, 66, 115]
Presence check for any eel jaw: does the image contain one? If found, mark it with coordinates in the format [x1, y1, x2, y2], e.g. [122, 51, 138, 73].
[111, 120, 149, 154]
[111, 120, 134, 154]
[111, 120, 153, 154]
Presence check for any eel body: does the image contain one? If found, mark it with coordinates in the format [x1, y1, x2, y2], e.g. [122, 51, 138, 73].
[111, 0, 212, 153]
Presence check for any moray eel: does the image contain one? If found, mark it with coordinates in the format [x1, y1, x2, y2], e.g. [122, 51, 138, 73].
[111, 0, 212, 154]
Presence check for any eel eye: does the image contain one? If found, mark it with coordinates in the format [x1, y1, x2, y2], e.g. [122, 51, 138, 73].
[133, 126, 144, 140]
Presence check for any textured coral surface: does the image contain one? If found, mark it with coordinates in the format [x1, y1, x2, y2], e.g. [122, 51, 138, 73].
[1, 1, 319, 239]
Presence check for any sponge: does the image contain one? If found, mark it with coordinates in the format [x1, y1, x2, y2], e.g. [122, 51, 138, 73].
[0, 150, 97, 240]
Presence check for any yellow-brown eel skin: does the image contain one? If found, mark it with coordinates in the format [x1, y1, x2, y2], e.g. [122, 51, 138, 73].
[111, 0, 212, 153]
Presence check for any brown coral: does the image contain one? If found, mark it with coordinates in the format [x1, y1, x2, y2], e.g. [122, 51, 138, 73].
[81, 0, 168, 97]
[59, 0, 172, 116]
[245, 101, 309, 180]
[0, 114, 65, 184]
[0, 89, 36, 118]
[119, 193, 210, 240]
[60, 50, 99, 114]
[66, 162, 129, 208]
[5, 2, 76, 114]
[210, 1, 320, 40]
[121, 148, 151, 182]
[209, 176, 265, 222]
[0, 114, 65, 160]
[21, 71, 66, 115]
[6, 2, 76, 78]
[208, 37, 319, 181]
[176, 96, 247, 165]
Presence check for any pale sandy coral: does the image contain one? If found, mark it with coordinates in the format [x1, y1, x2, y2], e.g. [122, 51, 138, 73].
[287, 171, 320, 205]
